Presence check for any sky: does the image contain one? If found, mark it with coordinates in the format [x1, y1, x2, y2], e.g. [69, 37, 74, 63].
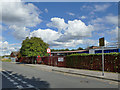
[0, 1, 119, 55]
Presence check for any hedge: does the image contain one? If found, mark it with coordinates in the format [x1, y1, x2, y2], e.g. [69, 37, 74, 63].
[65, 53, 120, 73]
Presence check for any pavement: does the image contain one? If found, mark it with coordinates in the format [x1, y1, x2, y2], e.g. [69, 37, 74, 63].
[14, 62, 120, 82]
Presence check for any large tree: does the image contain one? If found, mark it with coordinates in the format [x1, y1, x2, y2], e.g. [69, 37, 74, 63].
[20, 37, 49, 57]
[77, 47, 83, 50]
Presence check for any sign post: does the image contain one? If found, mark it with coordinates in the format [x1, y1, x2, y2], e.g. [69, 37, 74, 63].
[99, 37, 105, 76]
[102, 46, 104, 76]
[47, 48, 51, 65]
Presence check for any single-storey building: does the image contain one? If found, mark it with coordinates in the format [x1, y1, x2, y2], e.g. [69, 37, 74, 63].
[51, 46, 120, 56]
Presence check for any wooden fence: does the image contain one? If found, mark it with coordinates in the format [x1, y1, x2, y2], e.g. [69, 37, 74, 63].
[18, 54, 120, 73]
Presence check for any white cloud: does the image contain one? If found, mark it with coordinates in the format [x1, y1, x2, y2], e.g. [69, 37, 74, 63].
[106, 27, 118, 41]
[30, 18, 95, 48]
[47, 17, 67, 33]
[67, 12, 75, 16]
[107, 27, 118, 36]
[29, 29, 61, 44]
[0, 41, 20, 56]
[9, 25, 30, 40]
[90, 14, 117, 25]
[1, 0, 21, 2]
[57, 19, 94, 42]
[57, 39, 98, 48]
[94, 4, 110, 12]
[67, 20, 93, 37]
[80, 5, 93, 11]
[44, 17, 95, 48]
[90, 15, 118, 31]
[105, 15, 118, 25]
[45, 8, 48, 13]
[81, 16, 86, 19]
[0, 1, 42, 40]
[1, 2, 42, 27]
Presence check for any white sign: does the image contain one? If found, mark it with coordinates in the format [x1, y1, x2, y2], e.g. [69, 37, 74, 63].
[58, 57, 64, 62]
[47, 48, 51, 53]
[89, 49, 95, 54]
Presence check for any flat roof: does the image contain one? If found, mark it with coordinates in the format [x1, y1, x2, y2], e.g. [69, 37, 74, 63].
[51, 50, 87, 54]
[51, 47, 119, 54]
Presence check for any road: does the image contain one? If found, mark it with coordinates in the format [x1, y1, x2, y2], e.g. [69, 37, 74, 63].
[0, 62, 119, 89]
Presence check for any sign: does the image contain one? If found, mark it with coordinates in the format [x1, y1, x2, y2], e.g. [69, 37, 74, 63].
[58, 57, 64, 62]
[89, 49, 95, 54]
[99, 37, 104, 46]
[11, 57, 16, 62]
[47, 48, 51, 53]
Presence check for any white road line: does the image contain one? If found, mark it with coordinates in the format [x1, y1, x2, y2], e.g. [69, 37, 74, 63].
[16, 85, 23, 89]
[14, 77, 18, 79]
[2, 73, 8, 78]
[18, 79, 22, 81]
[2, 70, 36, 89]
[3, 71, 10, 75]
[13, 82, 18, 85]
[27, 84, 34, 88]
[22, 81, 27, 84]
[1, 71, 24, 88]
[9, 79, 14, 82]
[7, 78, 11, 80]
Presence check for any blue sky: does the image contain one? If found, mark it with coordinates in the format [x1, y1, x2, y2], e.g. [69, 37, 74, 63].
[0, 2, 118, 55]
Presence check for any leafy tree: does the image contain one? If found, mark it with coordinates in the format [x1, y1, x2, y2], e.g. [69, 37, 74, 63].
[64, 48, 69, 51]
[71, 49, 75, 51]
[20, 37, 49, 57]
[77, 47, 83, 50]
[17, 52, 22, 58]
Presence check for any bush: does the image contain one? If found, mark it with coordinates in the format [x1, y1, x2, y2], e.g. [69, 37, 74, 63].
[65, 53, 120, 72]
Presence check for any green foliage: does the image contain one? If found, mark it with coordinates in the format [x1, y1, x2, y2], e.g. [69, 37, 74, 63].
[67, 52, 120, 57]
[51, 47, 83, 52]
[77, 47, 83, 50]
[17, 52, 22, 58]
[51, 48, 70, 52]
[2, 55, 10, 58]
[1, 59, 11, 62]
[65, 52, 120, 72]
[20, 37, 49, 57]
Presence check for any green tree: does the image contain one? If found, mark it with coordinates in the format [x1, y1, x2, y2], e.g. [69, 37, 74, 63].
[64, 48, 69, 51]
[77, 47, 83, 50]
[20, 37, 49, 57]
[72, 49, 76, 51]
[17, 52, 22, 58]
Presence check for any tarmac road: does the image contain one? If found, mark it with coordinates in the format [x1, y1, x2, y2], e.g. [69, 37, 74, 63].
[1, 62, 119, 89]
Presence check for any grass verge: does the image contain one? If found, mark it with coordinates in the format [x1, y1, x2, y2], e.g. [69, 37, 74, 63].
[1, 58, 11, 62]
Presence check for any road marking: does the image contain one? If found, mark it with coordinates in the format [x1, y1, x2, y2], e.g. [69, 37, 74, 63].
[18, 79, 22, 81]
[2, 72, 21, 88]
[16, 85, 23, 89]
[14, 77, 18, 79]
[10, 79, 14, 82]
[27, 84, 34, 88]
[13, 82, 18, 85]
[2, 70, 36, 89]
[22, 81, 27, 84]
